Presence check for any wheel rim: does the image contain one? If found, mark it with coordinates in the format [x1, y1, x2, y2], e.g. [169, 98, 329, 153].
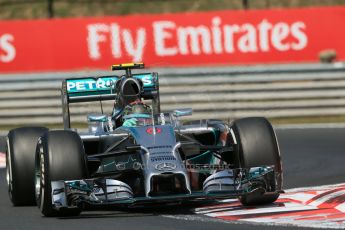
[35, 141, 44, 206]
[34, 156, 41, 202]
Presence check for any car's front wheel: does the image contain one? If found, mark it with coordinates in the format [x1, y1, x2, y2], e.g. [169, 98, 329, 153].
[35, 130, 88, 217]
[231, 117, 282, 206]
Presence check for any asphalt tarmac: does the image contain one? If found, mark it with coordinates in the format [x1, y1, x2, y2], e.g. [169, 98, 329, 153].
[0, 127, 344, 230]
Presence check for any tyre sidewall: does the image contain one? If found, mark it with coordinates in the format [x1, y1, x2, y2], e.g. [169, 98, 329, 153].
[7, 127, 48, 206]
[36, 131, 86, 217]
[37, 135, 58, 217]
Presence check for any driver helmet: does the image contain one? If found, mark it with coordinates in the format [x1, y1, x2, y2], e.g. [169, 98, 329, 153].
[122, 100, 152, 126]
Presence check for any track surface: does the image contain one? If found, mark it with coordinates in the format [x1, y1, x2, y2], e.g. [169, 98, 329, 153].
[0, 127, 345, 230]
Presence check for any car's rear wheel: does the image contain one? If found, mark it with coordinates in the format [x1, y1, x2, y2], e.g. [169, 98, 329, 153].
[35, 130, 88, 217]
[231, 117, 282, 206]
[6, 127, 48, 206]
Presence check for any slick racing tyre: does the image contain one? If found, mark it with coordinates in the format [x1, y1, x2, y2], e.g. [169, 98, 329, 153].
[6, 127, 48, 206]
[35, 130, 88, 217]
[232, 117, 282, 206]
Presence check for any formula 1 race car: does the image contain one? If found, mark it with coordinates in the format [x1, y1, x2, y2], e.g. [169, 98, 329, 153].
[6, 63, 283, 217]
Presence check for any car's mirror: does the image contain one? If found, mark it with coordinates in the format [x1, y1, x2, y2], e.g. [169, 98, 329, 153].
[87, 114, 108, 122]
[87, 113, 113, 133]
[173, 108, 192, 117]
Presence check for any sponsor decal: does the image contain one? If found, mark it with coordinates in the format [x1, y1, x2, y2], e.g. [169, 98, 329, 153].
[1, 7, 345, 72]
[147, 145, 173, 150]
[150, 156, 176, 162]
[67, 77, 117, 92]
[146, 127, 162, 135]
[155, 162, 177, 171]
[147, 146, 173, 155]
[0, 34, 15, 63]
[194, 183, 345, 229]
[66, 74, 153, 93]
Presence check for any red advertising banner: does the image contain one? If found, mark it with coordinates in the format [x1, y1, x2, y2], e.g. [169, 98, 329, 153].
[0, 6, 345, 73]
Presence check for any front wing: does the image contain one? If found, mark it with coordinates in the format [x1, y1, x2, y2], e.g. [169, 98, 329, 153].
[50, 167, 280, 211]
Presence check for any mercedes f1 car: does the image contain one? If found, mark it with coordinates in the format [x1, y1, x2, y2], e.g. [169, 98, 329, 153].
[6, 63, 283, 217]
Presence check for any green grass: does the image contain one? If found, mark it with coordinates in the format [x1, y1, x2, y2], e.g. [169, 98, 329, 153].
[0, 0, 345, 20]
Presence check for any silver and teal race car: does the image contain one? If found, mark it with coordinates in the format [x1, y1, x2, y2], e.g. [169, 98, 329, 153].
[6, 63, 283, 217]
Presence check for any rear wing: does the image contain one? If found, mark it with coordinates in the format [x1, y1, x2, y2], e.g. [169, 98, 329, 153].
[61, 72, 160, 129]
